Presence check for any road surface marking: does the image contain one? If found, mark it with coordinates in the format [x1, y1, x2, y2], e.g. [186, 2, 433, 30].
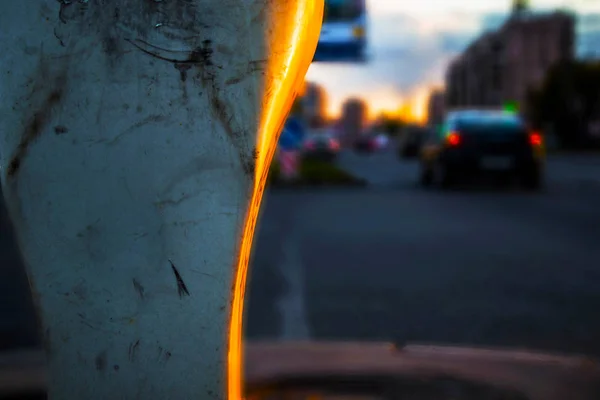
[277, 229, 311, 340]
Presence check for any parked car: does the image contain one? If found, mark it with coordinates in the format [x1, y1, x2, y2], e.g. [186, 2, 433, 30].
[419, 110, 545, 190]
[353, 134, 378, 153]
[302, 134, 341, 162]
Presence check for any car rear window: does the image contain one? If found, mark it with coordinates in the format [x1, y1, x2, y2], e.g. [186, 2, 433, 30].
[456, 116, 526, 134]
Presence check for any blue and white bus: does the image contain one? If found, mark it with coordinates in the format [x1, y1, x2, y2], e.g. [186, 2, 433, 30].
[313, 0, 367, 62]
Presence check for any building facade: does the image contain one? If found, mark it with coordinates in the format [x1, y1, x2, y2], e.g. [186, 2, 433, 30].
[445, 8, 575, 118]
[427, 89, 446, 127]
[302, 82, 328, 128]
[339, 98, 367, 144]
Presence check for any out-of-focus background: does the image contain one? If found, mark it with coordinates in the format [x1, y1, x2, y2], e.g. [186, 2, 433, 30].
[247, 0, 600, 357]
[2, 0, 600, 368]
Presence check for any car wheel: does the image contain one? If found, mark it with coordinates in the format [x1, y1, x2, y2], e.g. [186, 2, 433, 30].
[419, 165, 433, 187]
[522, 170, 543, 191]
[437, 164, 455, 190]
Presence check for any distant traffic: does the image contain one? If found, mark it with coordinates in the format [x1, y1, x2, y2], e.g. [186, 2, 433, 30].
[418, 109, 545, 190]
[277, 105, 549, 192]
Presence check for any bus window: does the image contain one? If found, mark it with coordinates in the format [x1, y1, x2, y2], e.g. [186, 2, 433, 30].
[325, 0, 362, 21]
[313, 0, 368, 63]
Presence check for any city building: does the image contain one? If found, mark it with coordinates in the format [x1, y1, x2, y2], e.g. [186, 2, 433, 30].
[427, 89, 446, 127]
[339, 98, 367, 145]
[302, 82, 328, 128]
[445, 1, 575, 119]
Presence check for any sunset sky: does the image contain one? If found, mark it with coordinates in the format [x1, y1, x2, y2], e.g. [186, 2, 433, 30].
[306, 0, 600, 121]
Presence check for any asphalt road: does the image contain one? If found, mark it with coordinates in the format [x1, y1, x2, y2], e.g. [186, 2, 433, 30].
[245, 146, 600, 357]
[3, 147, 600, 358]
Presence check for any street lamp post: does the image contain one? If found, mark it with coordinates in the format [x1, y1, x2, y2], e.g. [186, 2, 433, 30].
[0, 1, 322, 399]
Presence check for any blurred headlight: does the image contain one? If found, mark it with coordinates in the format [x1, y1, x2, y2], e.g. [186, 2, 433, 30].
[352, 26, 365, 38]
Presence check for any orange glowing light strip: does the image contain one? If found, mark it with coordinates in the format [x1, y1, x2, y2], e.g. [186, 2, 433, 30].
[227, 1, 323, 399]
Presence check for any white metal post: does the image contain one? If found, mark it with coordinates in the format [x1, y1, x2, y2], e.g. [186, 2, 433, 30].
[0, 1, 322, 399]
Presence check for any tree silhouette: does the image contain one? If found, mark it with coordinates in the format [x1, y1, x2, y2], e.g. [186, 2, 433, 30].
[528, 60, 600, 148]
[512, 0, 530, 14]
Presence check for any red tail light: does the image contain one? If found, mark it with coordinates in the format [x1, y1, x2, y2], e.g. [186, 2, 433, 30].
[446, 131, 461, 146]
[529, 131, 543, 146]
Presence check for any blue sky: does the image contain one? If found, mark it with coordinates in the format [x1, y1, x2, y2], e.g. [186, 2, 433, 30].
[306, 0, 600, 118]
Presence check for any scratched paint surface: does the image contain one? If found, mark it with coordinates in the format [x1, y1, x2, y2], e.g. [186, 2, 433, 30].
[0, 0, 321, 398]
[0, 1, 267, 399]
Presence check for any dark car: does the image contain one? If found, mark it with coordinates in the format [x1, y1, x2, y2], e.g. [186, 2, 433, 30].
[353, 134, 377, 153]
[302, 134, 341, 162]
[419, 110, 545, 190]
[399, 126, 428, 158]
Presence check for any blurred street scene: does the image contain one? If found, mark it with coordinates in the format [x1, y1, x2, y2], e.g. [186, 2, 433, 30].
[247, 146, 600, 358]
[2, 0, 600, 397]
[250, 0, 600, 358]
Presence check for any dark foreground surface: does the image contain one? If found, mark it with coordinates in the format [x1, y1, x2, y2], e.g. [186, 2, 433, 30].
[2, 150, 600, 360]
[0, 192, 38, 351]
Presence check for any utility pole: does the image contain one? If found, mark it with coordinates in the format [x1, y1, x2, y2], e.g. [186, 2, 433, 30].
[0, 1, 322, 398]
